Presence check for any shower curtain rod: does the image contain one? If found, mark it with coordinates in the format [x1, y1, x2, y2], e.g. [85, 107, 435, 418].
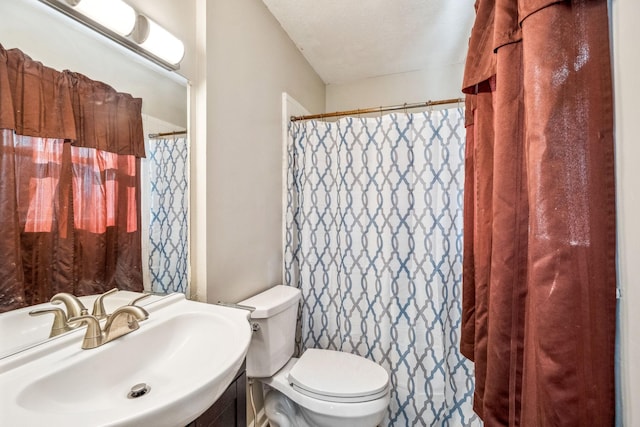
[148, 130, 187, 138]
[290, 97, 464, 122]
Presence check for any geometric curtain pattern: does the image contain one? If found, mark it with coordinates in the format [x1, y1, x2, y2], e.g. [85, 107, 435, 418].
[284, 109, 481, 426]
[147, 137, 189, 294]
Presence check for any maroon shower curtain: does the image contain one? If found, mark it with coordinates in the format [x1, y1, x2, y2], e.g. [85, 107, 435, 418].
[0, 45, 145, 312]
[460, 1, 616, 426]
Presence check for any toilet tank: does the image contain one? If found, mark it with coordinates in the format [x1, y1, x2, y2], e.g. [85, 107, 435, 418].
[238, 285, 301, 378]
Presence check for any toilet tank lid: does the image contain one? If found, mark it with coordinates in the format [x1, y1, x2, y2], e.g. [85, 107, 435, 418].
[238, 285, 301, 319]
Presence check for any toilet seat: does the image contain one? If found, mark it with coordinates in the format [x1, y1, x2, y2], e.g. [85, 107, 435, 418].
[261, 358, 390, 423]
[287, 349, 389, 403]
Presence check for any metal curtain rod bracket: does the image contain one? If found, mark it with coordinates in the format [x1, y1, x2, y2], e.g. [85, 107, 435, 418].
[290, 97, 464, 122]
[148, 130, 188, 138]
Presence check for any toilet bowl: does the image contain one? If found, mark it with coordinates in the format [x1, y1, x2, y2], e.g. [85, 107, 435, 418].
[263, 355, 389, 427]
[239, 286, 390, 427]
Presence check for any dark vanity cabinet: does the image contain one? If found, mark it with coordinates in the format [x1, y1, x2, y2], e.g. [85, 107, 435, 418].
[186, 363, 247, 427]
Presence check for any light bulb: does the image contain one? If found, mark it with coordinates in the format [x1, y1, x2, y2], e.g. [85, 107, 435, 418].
[67, 0, 136, 37]
[134, 15, 185, 65]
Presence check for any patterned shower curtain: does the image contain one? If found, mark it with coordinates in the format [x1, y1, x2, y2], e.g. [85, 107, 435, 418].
[284, 109, 480, 426]
[147, 137, 189, 294]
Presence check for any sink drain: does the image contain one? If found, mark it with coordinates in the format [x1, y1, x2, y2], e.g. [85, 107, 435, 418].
[127, 383, 151, 399]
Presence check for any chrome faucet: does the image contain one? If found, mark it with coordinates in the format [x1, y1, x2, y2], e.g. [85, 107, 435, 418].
[68, 305, 149, 350]
[51, 292, 89, 319]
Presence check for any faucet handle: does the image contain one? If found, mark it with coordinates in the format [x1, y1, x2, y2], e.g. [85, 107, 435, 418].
[128, 293, 152, 307]
[92, 287, 119, 319]
[68, 315, 104, 350]
[29, 307, 71, 337]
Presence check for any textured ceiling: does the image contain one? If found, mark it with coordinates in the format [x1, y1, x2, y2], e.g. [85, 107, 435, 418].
[261, 0, 476, 85]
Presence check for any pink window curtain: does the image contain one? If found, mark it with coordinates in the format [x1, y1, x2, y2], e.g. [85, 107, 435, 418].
[0, 44, 145, 312]
[460, 1, 616, 426]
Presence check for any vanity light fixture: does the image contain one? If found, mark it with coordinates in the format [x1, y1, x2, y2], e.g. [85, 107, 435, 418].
[132, 15, 185, 66]
[66, 0, 136, 37]
[37, 0, 184, 71]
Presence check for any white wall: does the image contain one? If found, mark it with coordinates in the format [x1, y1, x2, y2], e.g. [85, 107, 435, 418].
[193, 0, 325, 305]
[613, 0, 640, 425]
[0, 0, 191, 127]
[326, 63, 464, 113]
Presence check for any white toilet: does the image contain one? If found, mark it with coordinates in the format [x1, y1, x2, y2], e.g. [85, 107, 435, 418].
[239, 285, 390, 427]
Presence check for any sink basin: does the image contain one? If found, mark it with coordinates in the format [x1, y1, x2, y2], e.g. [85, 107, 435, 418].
[0, 291, 162, 358]
[0, 294, 251, 427]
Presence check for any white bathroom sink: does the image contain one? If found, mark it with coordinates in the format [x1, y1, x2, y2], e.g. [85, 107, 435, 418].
[0, 294, 251, 427]
[0, 291, 161, 358]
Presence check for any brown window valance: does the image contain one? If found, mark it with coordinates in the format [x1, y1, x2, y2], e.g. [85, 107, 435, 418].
[0, 43, 144, 158]
[0, 43, 145, 311]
